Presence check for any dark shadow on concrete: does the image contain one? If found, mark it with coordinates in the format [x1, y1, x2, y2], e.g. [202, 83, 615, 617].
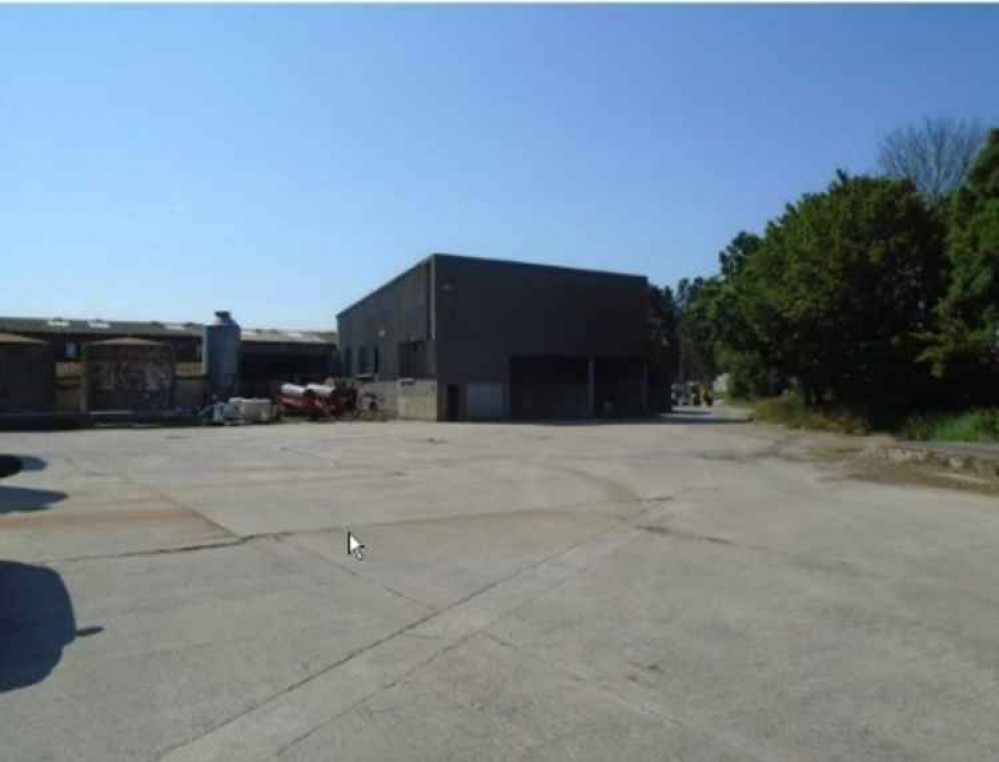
[0, 456, 23, 479]
[0, 455, 46, 479]
[0, 561, 102, 692]
[13, 455, 46, 472]
[0, 455, 62, 514]
[660, 411, 750, 425]
[0, 413, 88, 432]
[0, 487, 67, 514]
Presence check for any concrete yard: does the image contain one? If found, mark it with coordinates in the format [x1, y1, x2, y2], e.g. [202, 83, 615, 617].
[2, 411, 998, 761]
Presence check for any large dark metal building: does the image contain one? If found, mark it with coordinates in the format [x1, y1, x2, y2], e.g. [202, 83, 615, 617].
[337, 254, 656, 421]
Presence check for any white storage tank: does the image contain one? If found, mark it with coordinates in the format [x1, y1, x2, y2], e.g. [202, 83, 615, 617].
[228, 397, 275, 423]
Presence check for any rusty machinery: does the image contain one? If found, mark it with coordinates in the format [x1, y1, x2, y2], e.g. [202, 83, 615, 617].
[277, 381, 371, 421]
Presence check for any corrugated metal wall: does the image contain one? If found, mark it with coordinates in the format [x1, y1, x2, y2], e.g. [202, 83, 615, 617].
[337, 260, 433, 380]
[0, 337, 55, 412]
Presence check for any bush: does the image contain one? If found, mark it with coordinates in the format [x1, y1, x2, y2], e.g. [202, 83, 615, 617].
[747, 396, 999, 442]
[751, 393, 872, 435]
[899, 409, 999, 442]
[717, 346, 773, 400]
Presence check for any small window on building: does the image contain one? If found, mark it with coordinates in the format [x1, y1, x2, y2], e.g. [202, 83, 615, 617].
[66, 342, 78, 359]
[343, 348, 352, 377]
[358, 346, 368, 374]
[398, 340, 427, 378]
[373, 346, 380, 375]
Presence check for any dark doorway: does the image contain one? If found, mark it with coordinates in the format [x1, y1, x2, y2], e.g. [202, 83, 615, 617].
[445, 384, 461, 421]
[510, 356, 589, 419]
[594, 358, 646, 417]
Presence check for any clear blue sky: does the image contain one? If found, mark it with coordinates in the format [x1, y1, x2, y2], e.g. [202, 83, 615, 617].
[2, 5, 997, 329]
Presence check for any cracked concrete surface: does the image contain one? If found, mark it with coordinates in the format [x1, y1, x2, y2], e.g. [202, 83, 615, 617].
[2, 411, 998, 761]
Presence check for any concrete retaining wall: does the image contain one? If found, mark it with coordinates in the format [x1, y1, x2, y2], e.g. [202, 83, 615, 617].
[355, 378, 438, 421]
[356, 380, 398, 417]
[398, 380, 438, 421]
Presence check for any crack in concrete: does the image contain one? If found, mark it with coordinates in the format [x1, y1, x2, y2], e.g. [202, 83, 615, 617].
[476, 632, 770, 762]
[269, 521, 677, 759]
[159, 520, 642, 762]
[273, 534, 433, 613]
[637, 525, 737, 546]
[54, 537, 248, 565]
[43, 490, 672, 566]
[108, 468, 244, 543]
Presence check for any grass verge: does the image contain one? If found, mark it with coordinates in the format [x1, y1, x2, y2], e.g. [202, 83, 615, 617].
[898, 409, 999, 443]
[746, 393, 999, 443]
[749, 395, 871, 436]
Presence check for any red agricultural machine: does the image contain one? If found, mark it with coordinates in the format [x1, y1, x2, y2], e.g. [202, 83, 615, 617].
[276, 381, 382, 421]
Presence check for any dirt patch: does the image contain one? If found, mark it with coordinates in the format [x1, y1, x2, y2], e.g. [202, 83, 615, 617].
[700, 425, 998, 498]
[698, 432, 849, 466]
[802, 437, 999, 497]
[808, 443, 867, 461]
[843, 461, 999, 498]
[0, 506, 209, 530]
[725, 428, 999, 497]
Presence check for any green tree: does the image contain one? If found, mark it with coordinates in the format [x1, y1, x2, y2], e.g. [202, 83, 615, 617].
[708, 232, 780, 397]
[924, 129, 999, 401]
[655, 284, 680, 380]
[675, 277, 721, 383]
[719, 231, 763, 279]
[728, 172, 946, 410]
[646, 284, 679, 409]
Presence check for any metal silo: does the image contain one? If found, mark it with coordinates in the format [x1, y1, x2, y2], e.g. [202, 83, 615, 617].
[202, 311, 241, 399]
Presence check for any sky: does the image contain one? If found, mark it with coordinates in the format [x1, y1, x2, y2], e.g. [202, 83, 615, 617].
[2, 5, 997, 330]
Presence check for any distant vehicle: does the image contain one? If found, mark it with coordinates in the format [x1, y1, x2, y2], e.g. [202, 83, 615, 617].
[671, 383, 688, 406]
[672, 381, 713, 408]
[689, 382, 702, 406]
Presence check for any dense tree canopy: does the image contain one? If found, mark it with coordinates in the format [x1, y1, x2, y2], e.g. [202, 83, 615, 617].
[923, 129, 999, 399]
[675, 277, 720, 383]
[655, 122, 996, 419]
[721, 173, 945, 408]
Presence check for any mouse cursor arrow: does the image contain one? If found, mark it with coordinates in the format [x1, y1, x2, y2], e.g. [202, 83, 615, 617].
[346, 530, 365, 560]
